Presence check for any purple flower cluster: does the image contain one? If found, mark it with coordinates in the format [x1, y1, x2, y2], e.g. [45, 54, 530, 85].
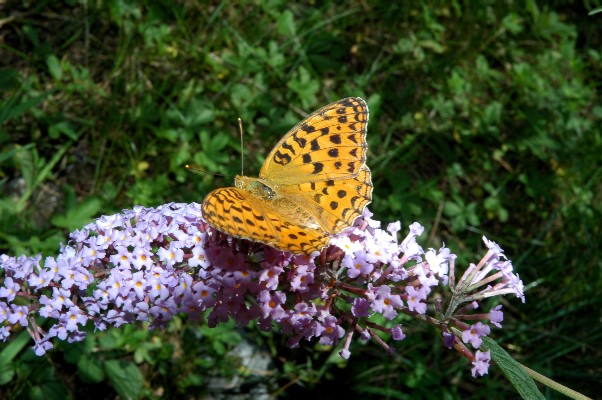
[0, 203, 525, 376]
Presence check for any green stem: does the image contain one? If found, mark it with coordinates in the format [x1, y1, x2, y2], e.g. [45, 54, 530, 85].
[521, 364, 593, 400]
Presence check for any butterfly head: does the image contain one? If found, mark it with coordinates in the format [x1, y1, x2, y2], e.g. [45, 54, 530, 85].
[235, 175, 276, 200]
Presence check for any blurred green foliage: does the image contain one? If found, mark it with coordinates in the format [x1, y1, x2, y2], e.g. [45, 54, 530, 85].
[1, 0, 601, 398]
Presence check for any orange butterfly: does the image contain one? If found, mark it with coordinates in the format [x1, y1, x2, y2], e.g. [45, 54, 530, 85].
[202, 97, 372, 254]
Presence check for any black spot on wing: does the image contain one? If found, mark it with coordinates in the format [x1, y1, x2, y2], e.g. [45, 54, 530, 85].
[302, 124, 316, 133]
[281, 141, 296, 155]
[293, 133, 307, 148]
[273, 151, 292, 165]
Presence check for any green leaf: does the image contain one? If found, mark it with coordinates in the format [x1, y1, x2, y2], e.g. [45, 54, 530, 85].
[104, 359, 144, 399]
[443, 200, 462, 216]
[46, 55, 62, 81]
[51, 196, 102, 231]
[287, 67, 319, 107]
[0, 91, 52, 125]
[78, 355, 105, 383]
[27, 380, 70, 400]
[0, 331, 30, 385]
[48, 121, 78, 140]
[0, 143, 35, 164]
[483, 337, 545, 400]
[277, 10, 296, 36]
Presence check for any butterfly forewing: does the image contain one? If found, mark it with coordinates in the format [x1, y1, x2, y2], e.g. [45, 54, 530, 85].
[259, 97, 368, 185]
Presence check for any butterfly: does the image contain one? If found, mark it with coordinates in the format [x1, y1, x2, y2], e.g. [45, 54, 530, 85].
[201, 97, 372, 254]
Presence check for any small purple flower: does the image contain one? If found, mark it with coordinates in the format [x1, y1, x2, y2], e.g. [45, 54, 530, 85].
[383, 256, 408, 281]
[106, 309, 129, 327]
[352, 298, 372, 318]
[149, 298, 178, 321]
[288, 302, 316, 332]
[96, 214, 124, 230]
[482, 236, 502, 256]
[405, 285, 427, 314]
[189, 245, 211, 269]
[216, 250, 247, 272]
[425, 248, 449, 279]
[409, 222, 424, 236]
[57, 262, 76, 290]
[148, 280, 170, 301]
[73, 267, 94, 290]
[339, 348, 351, 359]
[414, 266, 439, 290]
[126, 271, 147, 300]
[258, 266, 284, 290]
[49, 323, 68, 340]
[27, 268, 54, 290]
[63, 306, 87, 331]
[131, 246, 154, 270]
[386, 221, 401, 236]
[391, 325, 405, 341]
[316, 315, 344, 346]
[471, 350, 491, 377]
[33, 339, 53, 356]
[442, 331, 456, 349]
[289, 264, 314, 292]
[192, 281, 217, 310]
[489, 305, 504, 328]
[0, 277, 19, 302]
[344, 252, 374, 279]
[8, 304, 28, 327]
[49, 287, 75, 312]
[0, 326, 10, 341]
[331, 236, 363, 256]
[365, 231, 396, 264]
[400, 233, 424, 260]
[461, 322, 491, 349]
[258, 290, 286, 320]
[80, 243, 104, 267]
[109, 246, 133, 269]
[0, 302, 9, 323]
[157, 245, 184, 268]
[370, 285, 403, 320]
[173, 271, 193, 299]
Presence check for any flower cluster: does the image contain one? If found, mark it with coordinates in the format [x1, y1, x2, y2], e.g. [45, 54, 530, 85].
[0, 203, 524, 376]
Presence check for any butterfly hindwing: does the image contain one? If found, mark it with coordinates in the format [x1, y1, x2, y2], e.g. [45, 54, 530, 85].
[202, 187, 331, 254]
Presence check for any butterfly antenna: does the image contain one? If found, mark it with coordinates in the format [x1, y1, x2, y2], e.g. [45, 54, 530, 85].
[185, 165, 225, 178]
[238, 117, 244, 175]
